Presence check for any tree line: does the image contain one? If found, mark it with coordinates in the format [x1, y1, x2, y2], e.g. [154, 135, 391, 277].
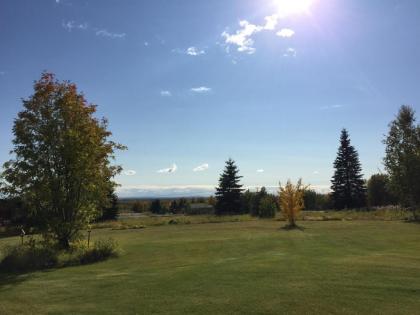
[0, 73, 419, 249]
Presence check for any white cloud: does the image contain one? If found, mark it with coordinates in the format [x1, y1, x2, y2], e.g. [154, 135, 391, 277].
[221, 20, 263, 54]
[160, 90, 172, 97]
[124, 170, 137, 176]
[62, 20, 88, 32]
[157, 163, 177, 173]
[144, 41, 149, 47]
[96, 29, 126, 39]
[191, 86, 212, 93]
[277, 28, 295, 38]
[283, 47, 297, 57]
[313, 170, 319, 175]
[264, 15, 279, 30]
[186, 46, 205, 56]
[256, 169, 265, 173]
[193, 163, 209, 172]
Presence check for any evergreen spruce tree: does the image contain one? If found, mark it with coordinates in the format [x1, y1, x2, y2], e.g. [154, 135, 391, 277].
[215, 158, 243, 215]
[331, 129, 366, 209]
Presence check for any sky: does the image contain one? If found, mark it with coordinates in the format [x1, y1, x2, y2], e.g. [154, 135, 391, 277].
[1, 0, 419, 197]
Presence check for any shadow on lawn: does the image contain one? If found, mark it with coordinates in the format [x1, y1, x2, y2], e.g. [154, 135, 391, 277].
[280, 224, 306, 231]
[0, 271, 33, 290]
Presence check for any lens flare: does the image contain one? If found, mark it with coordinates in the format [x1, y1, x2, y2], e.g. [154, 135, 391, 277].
[275, 0, 314, 17]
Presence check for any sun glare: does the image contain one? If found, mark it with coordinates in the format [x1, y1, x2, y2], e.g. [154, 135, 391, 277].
[275, 0, 314, 17]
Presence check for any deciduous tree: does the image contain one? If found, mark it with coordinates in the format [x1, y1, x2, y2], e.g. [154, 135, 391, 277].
[1, 73, 124, 248]
[383, 105, 420, 218]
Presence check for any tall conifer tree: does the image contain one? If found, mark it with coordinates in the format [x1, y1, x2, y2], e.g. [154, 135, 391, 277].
[215, 158, 243, 215]
[331, 129, 366, 209]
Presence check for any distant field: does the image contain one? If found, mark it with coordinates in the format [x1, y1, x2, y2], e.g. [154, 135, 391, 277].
[1, 220, 420, 314]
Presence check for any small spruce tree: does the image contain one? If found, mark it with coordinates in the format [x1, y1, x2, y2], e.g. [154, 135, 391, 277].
[331, 129, 366, 209]
[215, 158, 243, 215]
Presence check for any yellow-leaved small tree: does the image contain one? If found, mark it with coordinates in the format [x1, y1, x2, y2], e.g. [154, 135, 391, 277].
[279, 179, 307, 228]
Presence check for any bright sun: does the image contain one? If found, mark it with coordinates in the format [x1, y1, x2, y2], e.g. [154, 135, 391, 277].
[275, 0, 314, 17]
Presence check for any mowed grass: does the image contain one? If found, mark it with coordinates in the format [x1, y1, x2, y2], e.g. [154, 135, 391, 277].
[1, 220, 420, 314]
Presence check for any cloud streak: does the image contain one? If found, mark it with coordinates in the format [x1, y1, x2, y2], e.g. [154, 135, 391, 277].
[61, 20, 126, 39]
[157, 163, 178, 173]
[191, 86, 212, 93]
[193, 163, 209, 172]
[124, 170, 137, 176]
[96, 29, 126, 39]
[62, 20, 87, 32]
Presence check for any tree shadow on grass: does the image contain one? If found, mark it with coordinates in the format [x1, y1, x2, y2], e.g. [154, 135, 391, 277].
[280, 224, 306, 231]
[0, 271, 32, 290]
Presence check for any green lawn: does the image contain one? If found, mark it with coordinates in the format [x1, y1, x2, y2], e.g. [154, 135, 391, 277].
[1, 220, 420, 314]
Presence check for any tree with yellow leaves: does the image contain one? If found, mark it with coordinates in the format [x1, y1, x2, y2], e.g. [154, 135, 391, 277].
[279, 179, 307, 228]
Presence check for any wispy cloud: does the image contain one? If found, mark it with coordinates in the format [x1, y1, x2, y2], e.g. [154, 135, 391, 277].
[313, 170, 320, 175]
[0, 71, 5, 76]
[96, 29, 126, 39]
[61, 20, 126, 39]
[191, 86, 212, 93]
[144, 41, 149, 47]
[193, 163, 209, 172]
[283, 47, 297, 57]
[124, 170, 137, 176]
[256, 169, 265, 173]
[157, 163, 178, 173]
[277, 28, 295, 38]
[62, 20, 87, 32]
[160, 90, 172, 97]
[187, 46, 205, 56]
[320, 104, 343, 110]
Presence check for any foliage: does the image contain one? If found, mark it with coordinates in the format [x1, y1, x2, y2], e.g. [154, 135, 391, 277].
[331, 129, 367, 209]
[215, 158, 244, 215]
[100, 190, 119, 221]
[0, 238, 58, 272]
[303, 190, 332, 210]
[0, 73, 125, 249]
[383, 105, 420, 218]
[71, 238, 119, 265]
[252, 187, 268, 216]
[258, 195, 277, 218]
[279, 179, 307, 227]
[241, 190, 255, 215]
[150, 199, 166, 214]
[367, 174, 396, 207]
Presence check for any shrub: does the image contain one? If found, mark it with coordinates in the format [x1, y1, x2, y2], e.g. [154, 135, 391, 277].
[259, 196, 277, 218]
[73, 238, 119, 265]
[279, 179, 307, 227]
[0, 238, 58, 272]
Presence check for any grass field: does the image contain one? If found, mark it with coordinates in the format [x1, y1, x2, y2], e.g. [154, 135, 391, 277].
[1, 219, 420, 314]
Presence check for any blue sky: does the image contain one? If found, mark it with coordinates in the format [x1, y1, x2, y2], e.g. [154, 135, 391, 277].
[1, 0, 419, 197]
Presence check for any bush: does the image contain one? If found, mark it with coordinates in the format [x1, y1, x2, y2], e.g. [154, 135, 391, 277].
[72, 238, 119, 265]
[0, 238, 58, 272]
[259, 196, 277, 218]
[0, 237, 119, 273]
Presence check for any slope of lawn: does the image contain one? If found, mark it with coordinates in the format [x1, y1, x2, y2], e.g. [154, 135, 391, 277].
[1, 220, 420, 314]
